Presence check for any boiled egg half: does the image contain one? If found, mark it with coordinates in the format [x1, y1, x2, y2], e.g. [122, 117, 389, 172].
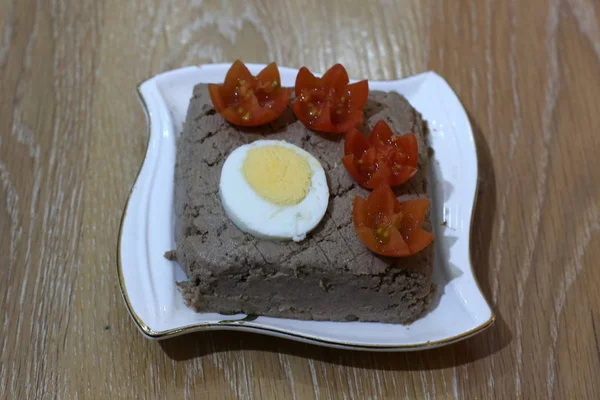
[219, 140, 329, 241]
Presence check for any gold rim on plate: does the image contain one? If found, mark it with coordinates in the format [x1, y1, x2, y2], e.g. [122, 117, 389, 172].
[116, 72, 496, 350]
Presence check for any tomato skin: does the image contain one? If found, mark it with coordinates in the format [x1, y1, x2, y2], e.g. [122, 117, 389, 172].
[208, 60, 292, 127]
[343, 120, 418, 189]
[292, 64, 369, 133]
[352, 185, 433, 257]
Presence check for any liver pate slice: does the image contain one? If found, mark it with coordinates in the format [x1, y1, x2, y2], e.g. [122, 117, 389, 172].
[174, 84, 435, 324]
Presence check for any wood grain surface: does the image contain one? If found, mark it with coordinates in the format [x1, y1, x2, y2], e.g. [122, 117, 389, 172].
[1, 0, 599, 398]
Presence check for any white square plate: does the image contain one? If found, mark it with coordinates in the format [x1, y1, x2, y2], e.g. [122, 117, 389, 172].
[118, 64, 494, 351]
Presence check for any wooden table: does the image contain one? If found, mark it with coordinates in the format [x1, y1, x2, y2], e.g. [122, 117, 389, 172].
[1, 0, 599, 398]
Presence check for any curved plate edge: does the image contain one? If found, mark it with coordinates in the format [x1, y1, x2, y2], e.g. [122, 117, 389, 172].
[117, 65, 496, 351]
[426, 71, 495, 322]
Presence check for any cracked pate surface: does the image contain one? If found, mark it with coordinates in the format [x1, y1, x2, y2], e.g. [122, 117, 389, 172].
[174, 84, 435, 324]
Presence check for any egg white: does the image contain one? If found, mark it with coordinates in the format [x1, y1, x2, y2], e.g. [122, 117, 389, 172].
[219, 140, 329, 242]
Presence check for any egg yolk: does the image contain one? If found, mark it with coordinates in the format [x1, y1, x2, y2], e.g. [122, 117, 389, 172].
[242, 145, 313, 206]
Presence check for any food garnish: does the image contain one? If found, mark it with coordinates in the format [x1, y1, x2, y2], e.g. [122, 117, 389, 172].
[342, 120, 418, 189]
[291, 64, 368, 133]
[353, 185, 433, 257]
[208, 60, 291, 126]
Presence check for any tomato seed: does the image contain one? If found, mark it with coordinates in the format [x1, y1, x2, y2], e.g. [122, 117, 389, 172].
[374, 226, 391, 244]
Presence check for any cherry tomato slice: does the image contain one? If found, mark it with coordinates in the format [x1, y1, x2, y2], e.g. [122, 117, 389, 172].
[208, 60, 291, 127]
[394, 198, 429, 240]
[291, 64, 368, 133]
[352, 185, 434, 257]
[405, 228, 435, 255]
[342, 121, 418, 189]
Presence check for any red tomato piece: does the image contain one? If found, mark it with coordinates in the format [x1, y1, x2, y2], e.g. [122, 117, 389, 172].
[342, 120, 418, 189]
[208, 60, 292, 127]
[291, 64, 368, 133]
[352, 185, 434, 257]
